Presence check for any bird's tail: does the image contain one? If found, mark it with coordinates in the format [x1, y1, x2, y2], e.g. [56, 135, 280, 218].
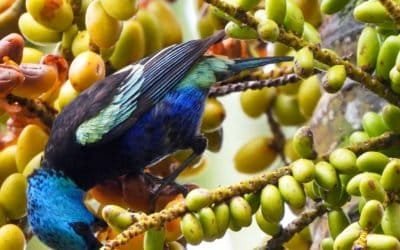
[229, 56, 293, 72]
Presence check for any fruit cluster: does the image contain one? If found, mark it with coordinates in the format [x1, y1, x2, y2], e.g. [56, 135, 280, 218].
[102, 0, 400, 249]
[4, 0, 400, 249]
[0, 0, 186, 249]
[19, 0, 182, 68]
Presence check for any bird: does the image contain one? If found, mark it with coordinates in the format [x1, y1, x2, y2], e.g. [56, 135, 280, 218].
[27, 31, 293, 250]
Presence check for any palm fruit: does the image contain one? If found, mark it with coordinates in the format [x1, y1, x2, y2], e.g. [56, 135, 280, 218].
[381, 202, 400, 239]
[100, 0, 138, 20]
[225, 21, 258, 40]
[333, 223, 362, 250]
[292, 0, 322, 27]
[229, 196, 252, 227]
[291, 159, 315, 183]
[260, 184, 284, 223]
[12, 63, 57, 99]
[109, 20, 145, 70]
[240, 88, 276, 118]
[21, 47, 43, 64]
[278, 175, 306, 209]
[382, 104, 400, 133]
[144, 228, 165, 250]
[297, 75, 321, 118]
[16, 124, 48, 173]
[357, 26, 380, 72]
[201, 98, 225, 133]
[234, 136, 277, 173]
[71, 30, 90, 57]
[255, 209, 280, 236]
[0, 145, 17, 184]
[284, 0, 304, 36]
[320, 0, 350, 15]
[85, 0, 122, 49]
[376, 35, 400, 81]
[18, 12, 62, 44]
[136, 9, 163, 56]
[356, 151, 389, 173]
[198, 207, 219, 241]
[0, 224, 26, 250]
[185, 188, 212, 212]
[213, 202, 230, 238]
[362, 112, 390, 137]
[323, 65, 347, 93]
[315, 161, 338, 190]
[26, 0, 73, 31]
[328, 209, 350, 239]
[354, 0, 394, 25]
[294, 47, 314, 77]
[329, 148, 358, 175]
[180, 213, 204, 245]
[0, 0, 25, 38]
[265, 0, 286, 25]
[0, 173, 27, 219]
[22, 152, 43, 177]
[146, 0, 182, 47]
[68, 51, 106, 92]
[273, 94, 306, 126]
[359, 200, 384, 230]
[292, 126, 316, 159]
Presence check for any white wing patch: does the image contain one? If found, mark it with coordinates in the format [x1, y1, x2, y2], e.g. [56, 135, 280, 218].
[75, 64, 145, 145]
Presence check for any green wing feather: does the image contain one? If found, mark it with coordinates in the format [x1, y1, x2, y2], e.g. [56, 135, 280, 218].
[74, 31, 225, 146]
[76, 64, 144, 145]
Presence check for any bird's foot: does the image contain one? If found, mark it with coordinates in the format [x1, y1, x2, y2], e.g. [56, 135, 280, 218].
[147, 174, 196, 212]
[149, 135, 207, 212]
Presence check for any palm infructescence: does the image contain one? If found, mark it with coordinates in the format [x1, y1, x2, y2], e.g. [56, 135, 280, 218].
[27, 31, 293, 250]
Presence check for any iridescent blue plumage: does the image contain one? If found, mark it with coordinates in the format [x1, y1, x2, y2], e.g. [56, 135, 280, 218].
[27, 32, 293, 250]
[28, 169, 99, 250]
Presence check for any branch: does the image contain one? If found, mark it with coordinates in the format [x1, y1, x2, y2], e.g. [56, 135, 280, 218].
[346, 132, 400, 155]
[265, 203, 328, 250]
[208, 73, 300, 97]
[214, 65, 295, 87]
[320, 132, 400, 160]
[101, 167, 291, 250]
[266, 108, 288, 165]
[379, 0, 400, 27]
[203, 0, 400, 107]
[4, 94, 57, 128]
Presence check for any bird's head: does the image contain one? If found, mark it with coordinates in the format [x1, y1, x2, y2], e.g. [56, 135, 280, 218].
[27, 168, 101, 250]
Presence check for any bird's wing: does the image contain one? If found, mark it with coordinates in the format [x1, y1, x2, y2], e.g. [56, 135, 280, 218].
[75, 31, 225, 146]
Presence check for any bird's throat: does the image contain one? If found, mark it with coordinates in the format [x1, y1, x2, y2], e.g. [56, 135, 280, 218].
[27, 168, 97, 250]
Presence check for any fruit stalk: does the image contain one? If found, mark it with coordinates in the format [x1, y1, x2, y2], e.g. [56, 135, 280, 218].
[345, 132, 400, 156]
[4, 94, 56, 128]
[265, 202, 327, 250]
[378, 0, 400, 27]
[319, 132, 400, 161]
[208, 73, 300, 97]
[266, 108, 287, 164]
[101, 166, 291, 249]
[204, 0, 400, 107]
[215, 65, 295, 87]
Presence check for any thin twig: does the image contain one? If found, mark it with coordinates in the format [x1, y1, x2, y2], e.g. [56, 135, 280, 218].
[266, 108, 288, 165]
[101, 167, 291, 249]
[203, 0, 400, 106]
[346, 132, 400, 155]
[378, 0, 400, 27]
[5, 94, 57, 128]
[265, 202, 328, 250]
[209, 73, 300, 97]
[320, 132, 400, 160]
[215, 66, 295, 86]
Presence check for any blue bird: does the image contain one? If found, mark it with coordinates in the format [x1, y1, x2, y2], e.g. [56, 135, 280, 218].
[27, 31, 293, 250]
